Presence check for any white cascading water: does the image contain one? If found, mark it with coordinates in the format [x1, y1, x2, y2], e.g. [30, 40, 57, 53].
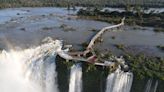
[144, 79, 159, 92]
[0, 37, 61, 92]
[105, 67, 133, 92]
[153, 80, 158, 92]
[145, 79, 153, 92]
[69, 63, 82, 92]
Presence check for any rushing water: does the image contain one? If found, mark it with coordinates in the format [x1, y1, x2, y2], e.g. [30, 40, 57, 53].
[0, 37, 163, 92]
[0, 7, 163, 57]
[145, 79, 153, 92]
[69, 63, 82, 92]
[0, 38, 60, 92]
[0, 7, 164, 92]
[144, 79, 159, 92]
[105, 68, 133, 92]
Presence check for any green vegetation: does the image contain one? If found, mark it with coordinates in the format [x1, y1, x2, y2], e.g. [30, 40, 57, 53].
[0, 0, 164, 9]
[76, 5, 164, 80]
[157, 45, 164, 51]
[42, 26, 54, 30]
[94, 50, 164, 80]
[60, 24, 76, 31]
[154, 28, 164, 32]
[94, 46, 162, 79]
[20, 27, 26, 31]
[111, 36, 116, 39]
[86, 64, 97, 72]
[63, 60, 74, 69]
[81, 42, 88, 49]
[89, 29, 99, 32]
[114, 44, 125, 50]
[0, 0, 59, 8]
[77, 8, 164, 29]
[124, 54, 164, 80]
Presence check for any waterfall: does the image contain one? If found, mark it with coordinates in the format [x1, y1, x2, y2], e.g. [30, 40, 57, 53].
[105, 68, 133, 92]
[0, 38, 61, 92]
[145, 79, 153, 92]
[69, 63, 82, 92]
[153, 80, 158, 92]
[144, 79, 159, 92]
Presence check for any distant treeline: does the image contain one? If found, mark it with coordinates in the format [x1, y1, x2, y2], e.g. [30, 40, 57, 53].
[0, 0, 164, 8]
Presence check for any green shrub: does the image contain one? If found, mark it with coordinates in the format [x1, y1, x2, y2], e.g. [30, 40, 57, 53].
[154, 28, 164, 32]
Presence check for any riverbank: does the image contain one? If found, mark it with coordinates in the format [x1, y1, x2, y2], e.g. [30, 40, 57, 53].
[0, 7, 163, 81]
[77, 7, 164, 32]
[1, 0, 164, 9]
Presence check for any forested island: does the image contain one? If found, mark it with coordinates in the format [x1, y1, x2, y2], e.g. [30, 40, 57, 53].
[0, 0, 164, 8]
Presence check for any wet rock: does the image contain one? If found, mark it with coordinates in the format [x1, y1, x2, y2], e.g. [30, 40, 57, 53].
[157, 45, 164, 51]
[111, 36, 116, 39]
[41, 14, 46, 17]
[60, 24, 76, 31]
[77, 8, 164, 28]
[154, 27, 164, 32]
[17, 13, 20, 15]
[49, 13, 54, 16]
[26, 10, 30, 12]
[20, 27, 26, 31]
[42, 27, 54, 30]
[114, 44, 125, 50]
[77, 8, 101, 16]
[81, 42, 88, 48]
[89, 29, 99, 32]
